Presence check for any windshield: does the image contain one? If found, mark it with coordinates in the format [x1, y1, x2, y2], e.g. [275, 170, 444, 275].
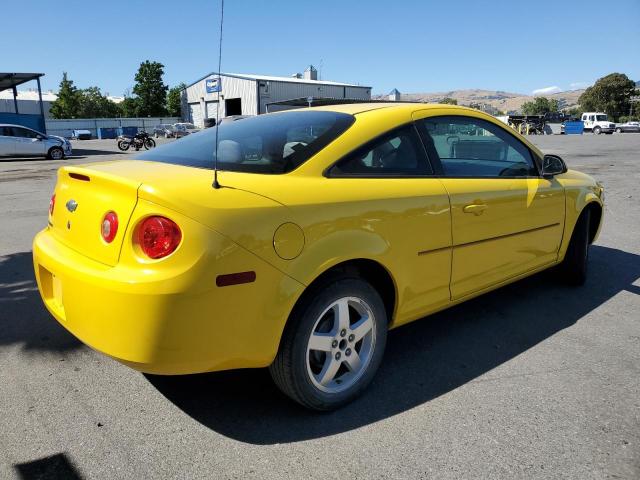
[595, 115, 608, 121]
[136, 110, 355, 174]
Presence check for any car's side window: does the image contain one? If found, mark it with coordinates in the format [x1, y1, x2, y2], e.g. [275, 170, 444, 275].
[329, 125, 432, 176]
[417, 116, 538, 178]
[1, 127, 15, 137]
[12, 127, 38, 139]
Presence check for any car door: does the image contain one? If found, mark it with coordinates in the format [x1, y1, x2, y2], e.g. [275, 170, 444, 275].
[415, 113, 565, 300]
[0, 126, 16, 156]
[12, 127, 46, 156]
[326, 124, 452, 324]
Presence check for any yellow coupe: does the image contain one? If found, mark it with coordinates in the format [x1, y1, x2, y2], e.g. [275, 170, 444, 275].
[33, 104, 604, 410]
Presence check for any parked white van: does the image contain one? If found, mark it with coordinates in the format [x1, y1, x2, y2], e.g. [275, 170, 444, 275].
[581, 112, 615, 134]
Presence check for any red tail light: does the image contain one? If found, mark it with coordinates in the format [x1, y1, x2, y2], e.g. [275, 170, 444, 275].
[49, 194, 56, 216]
[138, 216, 181, 259]
[101, 211, 118, 243]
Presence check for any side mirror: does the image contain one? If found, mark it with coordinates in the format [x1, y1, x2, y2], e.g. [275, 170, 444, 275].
[36, 135, 44, 140]
[542, 154, 567, 177]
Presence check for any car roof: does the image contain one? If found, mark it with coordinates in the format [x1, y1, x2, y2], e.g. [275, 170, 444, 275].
[306, 102, 481, 116]
[0, 123, 35, 128]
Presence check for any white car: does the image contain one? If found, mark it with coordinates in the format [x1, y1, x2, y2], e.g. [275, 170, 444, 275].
[581, 112, 615, 134]
[173, 122, 201, 135]
[0, 124, 72, 159]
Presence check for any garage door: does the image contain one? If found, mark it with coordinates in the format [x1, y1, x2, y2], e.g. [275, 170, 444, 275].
[205, 101, 220, 121]
[189, 103, 203, 127]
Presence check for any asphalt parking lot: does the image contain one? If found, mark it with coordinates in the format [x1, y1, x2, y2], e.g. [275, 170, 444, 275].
[1, 134, 639, 479]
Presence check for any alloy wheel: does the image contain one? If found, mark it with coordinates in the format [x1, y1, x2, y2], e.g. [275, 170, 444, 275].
[306, 296, 375, 394]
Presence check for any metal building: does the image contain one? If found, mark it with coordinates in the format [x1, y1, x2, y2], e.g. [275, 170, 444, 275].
[182, 66, 371, 127]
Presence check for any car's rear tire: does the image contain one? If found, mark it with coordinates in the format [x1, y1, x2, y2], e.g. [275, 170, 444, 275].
[593, 126, 601, 135]
[559, 209, 591, 285]
[270, 277, 387, 411]
[47, 147, 64, 160]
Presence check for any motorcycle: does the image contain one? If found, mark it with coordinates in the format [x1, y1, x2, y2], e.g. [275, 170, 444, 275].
[117, 131, 156, 151]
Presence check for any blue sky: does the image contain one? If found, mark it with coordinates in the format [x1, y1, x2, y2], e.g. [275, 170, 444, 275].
[5, 0, 639, 96]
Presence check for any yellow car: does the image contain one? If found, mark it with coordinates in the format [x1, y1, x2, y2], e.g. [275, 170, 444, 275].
[33, 104, 604, 410]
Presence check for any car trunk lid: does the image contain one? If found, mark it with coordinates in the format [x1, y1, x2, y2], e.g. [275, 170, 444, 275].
[49, 166, 140, 266]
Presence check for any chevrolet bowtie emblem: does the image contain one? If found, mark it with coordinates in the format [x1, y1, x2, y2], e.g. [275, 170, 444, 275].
[66, 199, 78, 212]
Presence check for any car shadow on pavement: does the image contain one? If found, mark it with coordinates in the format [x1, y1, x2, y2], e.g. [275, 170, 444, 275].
[147, 244, 640, 444]
[0, 252, 81, 352]
[14, 453, 82, 480]
[71, 148, 128, 157]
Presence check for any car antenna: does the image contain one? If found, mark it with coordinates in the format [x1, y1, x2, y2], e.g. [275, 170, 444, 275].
[212, 0, 225, 189]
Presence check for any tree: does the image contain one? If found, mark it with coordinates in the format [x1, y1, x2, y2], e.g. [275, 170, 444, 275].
[166, 82, 186, 117]
[49, 72, 81, 119]
[564, 106, 582, 119]
[133, 60, 168, 116]
[77, 87, 120, 118]
[118, 96, 139, 117]
[521, 97, 559, 115]
[578, 73, 636, 121]
[438, 97, 457, 105]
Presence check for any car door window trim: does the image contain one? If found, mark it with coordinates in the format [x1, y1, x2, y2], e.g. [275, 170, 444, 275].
[415, 115, 543, 179]
[325, 123, 436, 178]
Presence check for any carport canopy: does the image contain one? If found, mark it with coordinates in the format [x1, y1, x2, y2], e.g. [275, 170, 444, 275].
[0, 72, 45, 115]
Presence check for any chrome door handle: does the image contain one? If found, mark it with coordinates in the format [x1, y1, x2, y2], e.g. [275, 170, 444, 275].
[463, 204, 488, 215]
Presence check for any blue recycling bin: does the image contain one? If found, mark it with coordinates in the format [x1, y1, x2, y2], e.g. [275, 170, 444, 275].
[564, 121, 584, 135]
[121, 126, 138, 136]
[97, 127, 118, 139]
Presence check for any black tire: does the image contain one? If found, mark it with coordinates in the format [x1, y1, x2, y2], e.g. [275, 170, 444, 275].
[144, 138, 156, 150]
[47, 147, 64, 160]
[117, 140, 130, 151]
[559, 209, 591, 285]
[616, 128, 622, 133]
[270, 276, 388, 411]
[593, 126, 601, 135]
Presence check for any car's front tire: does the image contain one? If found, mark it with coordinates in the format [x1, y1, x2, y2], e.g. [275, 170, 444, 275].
[593, 126, 601, 135]
[616, 127, 622, 133]
[559, 209, 591, 285]
[47, 147, 64, 160]
[270, 277, 388, 411]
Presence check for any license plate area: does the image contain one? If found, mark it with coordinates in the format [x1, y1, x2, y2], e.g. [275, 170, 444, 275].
[38, 265, 65, 318]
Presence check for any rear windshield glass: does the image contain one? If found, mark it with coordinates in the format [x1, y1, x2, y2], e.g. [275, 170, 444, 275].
[136, 111, 354, 174]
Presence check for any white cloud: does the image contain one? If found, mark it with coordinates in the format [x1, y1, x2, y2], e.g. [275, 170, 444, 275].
[532, 86, 562, 96]
[569, 82, 589, 90]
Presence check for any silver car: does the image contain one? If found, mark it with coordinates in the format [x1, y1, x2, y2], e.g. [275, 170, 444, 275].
[173, 122, 201, 135]
[615, 121, 640, 133]
[0, 124, 72, 159]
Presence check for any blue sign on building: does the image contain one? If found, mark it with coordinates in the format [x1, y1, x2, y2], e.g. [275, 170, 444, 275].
[206, 77, 222, 93]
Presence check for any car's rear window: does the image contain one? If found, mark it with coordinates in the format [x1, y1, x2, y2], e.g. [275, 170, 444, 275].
[136, 111, 355, 174]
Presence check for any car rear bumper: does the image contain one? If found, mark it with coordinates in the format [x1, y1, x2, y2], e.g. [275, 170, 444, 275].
[33, 226, 303, 375]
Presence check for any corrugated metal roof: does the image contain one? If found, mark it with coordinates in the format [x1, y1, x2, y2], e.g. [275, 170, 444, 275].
[186, 71, 370, 89]
[0, 73, 44, 92]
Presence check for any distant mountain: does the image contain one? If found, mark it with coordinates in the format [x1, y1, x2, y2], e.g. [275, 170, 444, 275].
[373, 88, 585, 114]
